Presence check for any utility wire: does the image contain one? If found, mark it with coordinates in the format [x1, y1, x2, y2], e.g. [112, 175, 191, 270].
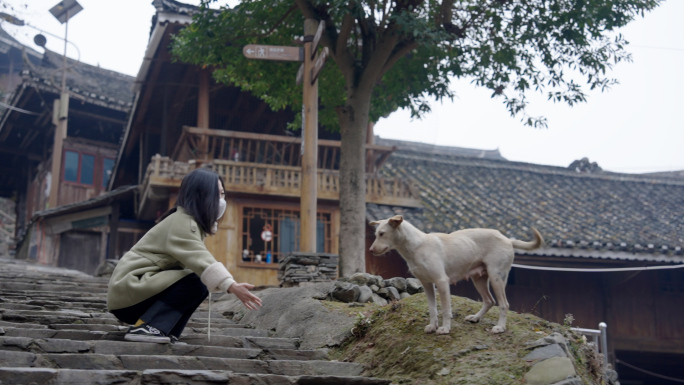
[616, 359, 684, 383]
[511, 263, 684, 272]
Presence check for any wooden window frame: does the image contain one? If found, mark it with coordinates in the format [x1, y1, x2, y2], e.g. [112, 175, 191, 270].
[62, 149, 98, 187]
[102, 157, 115, 188]
[237, 201, 333, 269]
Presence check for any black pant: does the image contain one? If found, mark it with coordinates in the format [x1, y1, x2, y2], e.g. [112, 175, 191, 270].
[111, 273, 209, 338]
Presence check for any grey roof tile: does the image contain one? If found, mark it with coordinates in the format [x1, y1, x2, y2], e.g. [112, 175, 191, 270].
[368, 150, 684, 261]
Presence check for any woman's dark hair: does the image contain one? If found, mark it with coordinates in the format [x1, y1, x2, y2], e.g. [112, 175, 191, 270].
[157, 168, 225, 234]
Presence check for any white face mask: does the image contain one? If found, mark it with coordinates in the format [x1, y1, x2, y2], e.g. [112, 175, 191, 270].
[217, 198, 226, 220]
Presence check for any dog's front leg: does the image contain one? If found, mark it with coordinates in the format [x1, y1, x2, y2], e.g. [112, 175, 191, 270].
[435, 280, 452, 335]
[421, 281, 439, 333]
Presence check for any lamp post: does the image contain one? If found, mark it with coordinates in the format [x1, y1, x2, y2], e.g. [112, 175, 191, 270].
[46, 0, 82, 209]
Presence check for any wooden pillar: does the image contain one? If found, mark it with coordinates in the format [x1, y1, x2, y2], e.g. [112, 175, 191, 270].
[48, 95, 68, 209]
[107, 202, 120, 259]
[160, 85, 168, 156]
[300, 19, 319, 253]
[198, 70, 210, 160]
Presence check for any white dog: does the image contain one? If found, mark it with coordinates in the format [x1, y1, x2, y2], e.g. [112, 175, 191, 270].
[369, 215, 543, 335]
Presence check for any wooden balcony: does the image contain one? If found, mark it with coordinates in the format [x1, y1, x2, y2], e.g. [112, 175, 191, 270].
[172, 126, 396, 173]
[138, 154, 422, 219]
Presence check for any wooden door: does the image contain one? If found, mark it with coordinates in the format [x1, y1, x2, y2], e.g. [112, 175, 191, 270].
[58, 231, 102, 275]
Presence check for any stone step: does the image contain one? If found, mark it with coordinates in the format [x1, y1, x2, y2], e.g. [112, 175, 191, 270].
[0, 320, 48, 329]
[0, 349, 362, 376]
[0, 283, 108, 293]
[0, 336, 262, 360]
[0, 335, 326, 362]
[0, 290, 108, 301]
[0, 368, 391, 385]
[2, 325, 298, 349]
[0, 300, 108, 311]
[0, 278, 108, 288]
[189, 326, 270, 337]
[185, 319, 244, 328]
[1, 327, 109, 340]
[50, 323, 124, 331]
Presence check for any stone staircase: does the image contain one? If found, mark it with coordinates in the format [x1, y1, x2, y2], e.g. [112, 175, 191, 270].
[0, 258, 390, 384]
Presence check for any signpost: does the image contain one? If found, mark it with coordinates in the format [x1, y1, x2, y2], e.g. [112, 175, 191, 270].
[243, 19, 328, 253]
[242, 44, 303, 62]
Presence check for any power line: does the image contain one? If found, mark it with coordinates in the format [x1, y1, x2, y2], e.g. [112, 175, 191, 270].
[511, 263, 684, 273]
[616, 359, 684, 383]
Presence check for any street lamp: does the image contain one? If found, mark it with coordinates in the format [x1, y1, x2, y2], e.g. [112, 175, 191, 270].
[47, 0, 83, 209]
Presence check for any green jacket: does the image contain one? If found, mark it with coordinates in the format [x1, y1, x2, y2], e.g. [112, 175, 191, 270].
[107, 207, 235, 311]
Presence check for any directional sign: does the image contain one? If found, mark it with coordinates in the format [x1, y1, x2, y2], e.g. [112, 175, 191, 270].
[311, 47, 329, 84]
[311, 21, 325, 60]
[296, 63, 305, 86]
[243, 44, 303, 62]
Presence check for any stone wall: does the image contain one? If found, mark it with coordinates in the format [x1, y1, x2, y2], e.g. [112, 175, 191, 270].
[277, 252, 339, 287]
[0, 197, 15, 257]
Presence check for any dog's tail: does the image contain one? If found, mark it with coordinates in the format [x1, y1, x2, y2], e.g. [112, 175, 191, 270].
[510, 228, 544, 251]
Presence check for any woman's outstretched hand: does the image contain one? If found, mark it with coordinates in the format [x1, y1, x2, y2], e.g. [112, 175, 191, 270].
[228, 282, 263, 310]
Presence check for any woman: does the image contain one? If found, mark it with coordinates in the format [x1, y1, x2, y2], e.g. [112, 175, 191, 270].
[107, 168, 262, 343]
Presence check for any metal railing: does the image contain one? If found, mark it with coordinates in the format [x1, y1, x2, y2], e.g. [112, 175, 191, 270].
[572, 322, 608, 371]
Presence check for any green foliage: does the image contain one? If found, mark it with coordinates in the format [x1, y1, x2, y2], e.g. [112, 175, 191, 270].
[172, 0, 660, 130]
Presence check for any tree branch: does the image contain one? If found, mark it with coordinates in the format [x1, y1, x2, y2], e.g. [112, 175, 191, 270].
[378, 40, 419, 80]
[334, 13, 355, 71]
[359, 23, 399, 92]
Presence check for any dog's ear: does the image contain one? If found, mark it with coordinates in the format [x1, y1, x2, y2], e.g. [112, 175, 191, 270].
[368, 220, 380, 226]
[388, 215, 403, 228]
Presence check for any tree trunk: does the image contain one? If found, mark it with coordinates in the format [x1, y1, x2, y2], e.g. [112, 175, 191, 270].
[337, 89, 372, 277]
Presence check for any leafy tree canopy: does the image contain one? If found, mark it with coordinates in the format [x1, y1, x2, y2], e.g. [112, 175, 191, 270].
[172, 0, 660, 130]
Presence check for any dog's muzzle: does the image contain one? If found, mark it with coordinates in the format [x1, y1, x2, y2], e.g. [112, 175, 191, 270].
[370, 247, 389, 256]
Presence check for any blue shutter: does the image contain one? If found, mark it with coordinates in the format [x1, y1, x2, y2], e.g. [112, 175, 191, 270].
[316, 221, 325, 253]
[280, 218, 296, 255]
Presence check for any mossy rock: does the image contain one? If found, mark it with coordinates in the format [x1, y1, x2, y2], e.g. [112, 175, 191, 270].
[329, 294, 603, 385]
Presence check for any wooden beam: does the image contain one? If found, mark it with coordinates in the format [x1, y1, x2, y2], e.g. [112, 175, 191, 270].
[69, 109, 127, 125]
[182, 126, 395, 151]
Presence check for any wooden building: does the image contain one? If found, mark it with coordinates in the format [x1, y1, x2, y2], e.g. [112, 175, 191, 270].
[366, 143, 684, 384]
[0, 28, 136, 269]
[109, 0, 420, 287]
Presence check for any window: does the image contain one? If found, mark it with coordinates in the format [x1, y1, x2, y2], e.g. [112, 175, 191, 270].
[659, 270, 684, 294]
[241, 206, 331, 265]
[102, 158, 115, 187]
[63, 150, 96, 186]
[64, 151, 79, 182]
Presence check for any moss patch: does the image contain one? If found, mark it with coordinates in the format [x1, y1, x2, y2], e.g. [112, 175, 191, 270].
[327, 294, 602, 385]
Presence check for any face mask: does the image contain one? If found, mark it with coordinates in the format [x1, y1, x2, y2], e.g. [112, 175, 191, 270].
[217, 198, 226, 220]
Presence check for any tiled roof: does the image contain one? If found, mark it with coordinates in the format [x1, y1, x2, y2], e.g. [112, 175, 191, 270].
[374, 137, 506, 161]
[15, 186, 138, 246]
[23, 49, 134, 112]
[153, 0, 201, 16]
[368, 149, 684, 262]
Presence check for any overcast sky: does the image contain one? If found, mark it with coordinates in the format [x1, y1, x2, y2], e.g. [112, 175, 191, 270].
[4, 0, 683, 174]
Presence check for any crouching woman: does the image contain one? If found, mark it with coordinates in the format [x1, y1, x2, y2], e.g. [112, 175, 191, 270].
[107, 168, 262, 343]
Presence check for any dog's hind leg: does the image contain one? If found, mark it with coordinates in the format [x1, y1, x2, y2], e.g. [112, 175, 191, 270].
[465, 274, 495, 324]
[435, 279, 452, 334]
[421, 281, 439, 333]
[488, 270, 510, 334]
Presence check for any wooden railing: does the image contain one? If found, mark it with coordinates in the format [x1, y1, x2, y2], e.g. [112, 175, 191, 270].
[140, 155, 421, 208]
[172, 126, 396, 173]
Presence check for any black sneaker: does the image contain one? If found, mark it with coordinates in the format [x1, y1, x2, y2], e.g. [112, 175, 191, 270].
[124, 324, 171, 343]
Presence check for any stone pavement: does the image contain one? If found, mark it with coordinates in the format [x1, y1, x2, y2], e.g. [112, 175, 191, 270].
[0, 258, 390, 385]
